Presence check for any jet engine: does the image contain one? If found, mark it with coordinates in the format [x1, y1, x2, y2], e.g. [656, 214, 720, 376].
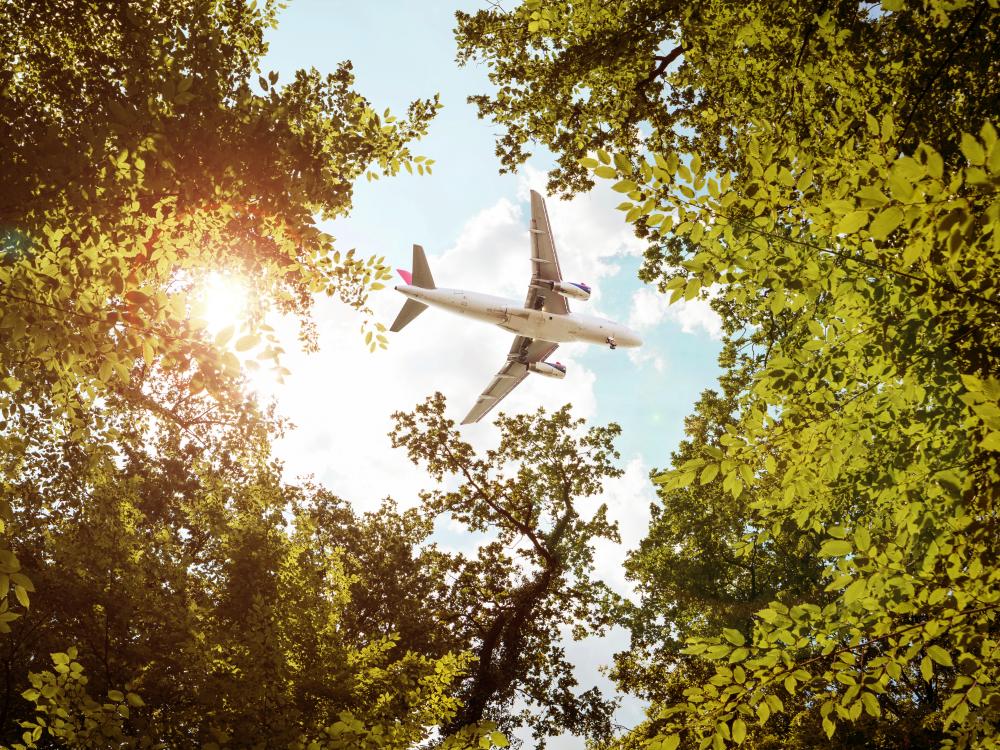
[549, 281, 591, 301]
[528, 361, 567, 379]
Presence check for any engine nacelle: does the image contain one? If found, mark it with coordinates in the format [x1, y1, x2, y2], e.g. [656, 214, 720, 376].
[551, 281, 591, 301]
[528, 361, 567, 379]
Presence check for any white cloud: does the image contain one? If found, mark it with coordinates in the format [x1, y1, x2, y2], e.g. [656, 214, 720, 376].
[628, 285, 723, 340]
[577, 456, 655, 601]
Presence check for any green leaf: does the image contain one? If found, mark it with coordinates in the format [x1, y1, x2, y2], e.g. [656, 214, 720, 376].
[854, 527, 871, 551]
[861, 692, 881, 717]
[960, 133, 985, 165]
[732, 718, 747, 744]
[869, 207, 903, 240]
[920, 655, 933, 681]
[843, 578, 867, 604]
[652, 736, 680, 750]
[108, 689, 125, 702]
[215, 325, 235, 347]
[819, 539, 853, 557]
[723, 628, 746, 646]
[835, 211, 869, 235]
[856, 186, 889, 206]
[757, 701, 771, 725]
[979, 431, 1000, 451]
[700, 463, 720, 484]
[594, 166, 617, 179]
[926, 645, 953, 667]
[10, 572, 33, 592]
[823, 716, 836, 739]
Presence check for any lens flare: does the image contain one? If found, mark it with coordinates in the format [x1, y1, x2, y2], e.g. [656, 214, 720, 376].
[198, 273, 249, 334]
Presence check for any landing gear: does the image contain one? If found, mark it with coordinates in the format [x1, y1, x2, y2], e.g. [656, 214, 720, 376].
[606, 336, 617, 350]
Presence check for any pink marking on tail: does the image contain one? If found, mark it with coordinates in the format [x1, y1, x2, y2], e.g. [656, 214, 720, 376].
[397, 269, 413, 285]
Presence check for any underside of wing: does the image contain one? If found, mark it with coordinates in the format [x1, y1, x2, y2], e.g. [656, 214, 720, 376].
[461, 335, 560, 425]
[524, 190, 570, 316]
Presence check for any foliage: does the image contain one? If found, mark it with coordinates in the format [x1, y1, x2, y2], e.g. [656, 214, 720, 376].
[0, 0, 439, 619]
[391, 394, 624, 747]
[1, 410, 485, 749]
[596, 84, 1000, 750]
[612, 389, 820, 724]
[456, 0, 997, 197]
[0, 387, 629, 748]
[458, 0, 1000, 748]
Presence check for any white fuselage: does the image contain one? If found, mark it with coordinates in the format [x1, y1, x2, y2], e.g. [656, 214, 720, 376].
[394, 285, 643, 348]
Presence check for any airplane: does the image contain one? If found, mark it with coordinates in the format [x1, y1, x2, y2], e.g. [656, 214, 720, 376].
[389, 190, 642, 424]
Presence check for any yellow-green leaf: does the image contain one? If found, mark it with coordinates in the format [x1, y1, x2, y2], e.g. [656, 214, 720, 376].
[723, 628, 746, 646]
[926, 645, 953, 667]
[869, 207, 903, 241]
[732, 718, 747, 744]
[700, 463, 720, 484]
[235, 334, 259, 352]
[835, 211, 869, 235]
[960, 133, 985, 165]
[819, 539, 853, 557]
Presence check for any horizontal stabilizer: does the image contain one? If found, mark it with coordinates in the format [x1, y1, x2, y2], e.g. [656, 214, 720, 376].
[389, 298, 428, 332]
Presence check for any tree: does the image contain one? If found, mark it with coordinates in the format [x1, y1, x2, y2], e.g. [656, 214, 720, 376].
[455, 0, 997, 197]
[616, 388, 944, 749]
[1, 403, 486, 749]
[458, 1, 999, 747]
[0, 390, 628, 748]
[390, 394, 624, 747]
[0, 0, 439, 617]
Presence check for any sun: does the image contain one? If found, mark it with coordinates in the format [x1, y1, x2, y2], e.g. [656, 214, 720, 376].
[198, 272, 250, 335]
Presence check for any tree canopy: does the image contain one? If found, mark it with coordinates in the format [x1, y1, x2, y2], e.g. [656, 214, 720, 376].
[0, 0, 434, 624]
[390, 394, 623, 745]
[3, 412, 474, 749]
[0, 386, 625, 747]
[5, 0, 999, 747]
[457, 0, 999, 747]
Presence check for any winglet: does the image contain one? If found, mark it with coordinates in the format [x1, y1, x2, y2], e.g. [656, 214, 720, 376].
[397, 269, 413, 285]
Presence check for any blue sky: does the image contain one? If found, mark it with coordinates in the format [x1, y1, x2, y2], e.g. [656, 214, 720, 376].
[258, 0, 723, 742]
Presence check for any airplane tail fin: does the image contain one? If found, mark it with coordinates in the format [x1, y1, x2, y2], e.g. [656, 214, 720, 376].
[410, 244, 435, 289]
[389, 298, 427, 332]
[389, 244, 434, 332]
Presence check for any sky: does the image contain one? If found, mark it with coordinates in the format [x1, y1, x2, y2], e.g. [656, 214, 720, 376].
[255, 0, 723, 743]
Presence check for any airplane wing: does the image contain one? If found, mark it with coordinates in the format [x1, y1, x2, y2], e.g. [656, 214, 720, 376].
[524, 190, 570, 316]
[461, 335, 559, 425]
